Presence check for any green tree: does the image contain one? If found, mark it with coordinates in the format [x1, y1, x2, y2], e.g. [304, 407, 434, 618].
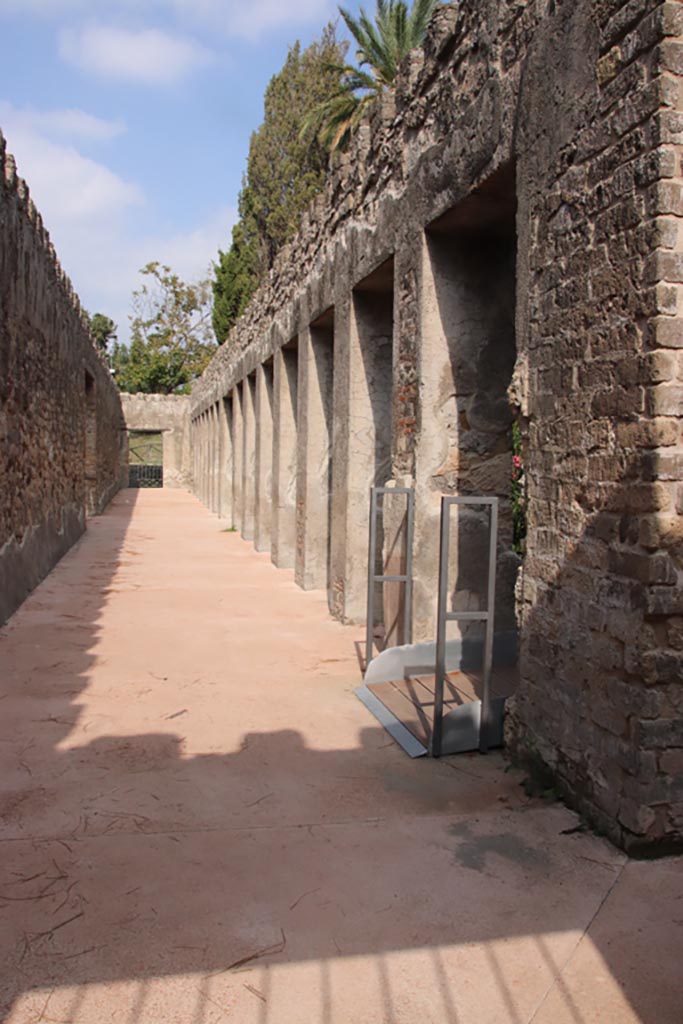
[303, 0, 440, 151]
[211, 24, 347, 343]
[212, 188, 261, 344]
[88, 312, 117, 356]
[115, 262, 216, 395]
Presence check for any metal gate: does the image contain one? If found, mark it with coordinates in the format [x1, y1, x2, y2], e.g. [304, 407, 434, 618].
[128, 431, 163, 488]
[128, 464, 163, 488]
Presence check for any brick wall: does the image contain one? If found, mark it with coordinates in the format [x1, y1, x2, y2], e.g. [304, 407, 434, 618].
[190, 0, 682, 853]
[0, 133, 124, 626]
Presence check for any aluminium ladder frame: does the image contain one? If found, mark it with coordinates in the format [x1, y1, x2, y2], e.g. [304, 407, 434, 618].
[432, 495, 499, 758]
[365, 486, 415, 671]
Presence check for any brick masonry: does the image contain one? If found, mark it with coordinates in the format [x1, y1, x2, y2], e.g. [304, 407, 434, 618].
[0, 132, 124, 626]
[191, 0, 682, 854]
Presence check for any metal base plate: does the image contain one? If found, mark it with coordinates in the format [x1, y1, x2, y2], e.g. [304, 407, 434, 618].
[354, 685, 427, 758]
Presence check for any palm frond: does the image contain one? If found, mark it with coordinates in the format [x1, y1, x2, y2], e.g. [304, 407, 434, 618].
[308, 0, 441, 152]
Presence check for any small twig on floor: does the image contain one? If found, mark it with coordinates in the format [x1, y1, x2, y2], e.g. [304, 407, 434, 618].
[0, 888, 63, 903]
[11, 871, 46, 884]
[209, 929, 286, 976]
[30, 910, 84, 944]
[52, 881, 78, 916]
[36, 987, 54, 1022]
[165, 709, 188, 720]
[289, 888, 320, 911]
[244, 984, 266, 1003]
[56, 944, 106, 961]
[245, 792, 273, 809]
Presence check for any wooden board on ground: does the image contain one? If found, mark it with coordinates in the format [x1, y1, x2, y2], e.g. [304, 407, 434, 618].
[367, 667, 518, 750]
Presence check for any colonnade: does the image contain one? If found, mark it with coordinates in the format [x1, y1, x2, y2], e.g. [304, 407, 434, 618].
[190, 212, 519, 639]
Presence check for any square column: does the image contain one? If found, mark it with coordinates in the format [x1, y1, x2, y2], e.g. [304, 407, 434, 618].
[330, 265, 394, 623]
[232, 386, 244, 533]
[272, 343, 298, 568]
[206, 403, 215, 507]
[211, 403, 220, 514]
[200, 413, 207, 506]
[242, 374, 257, 541]
[296, 312, 334, 592]
[255, 361, 274, 552]
[218, 395, 233, 525]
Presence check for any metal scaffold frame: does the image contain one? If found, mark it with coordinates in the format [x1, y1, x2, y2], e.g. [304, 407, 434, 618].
[365, 486, 415, 670]
[432, 495, 499, 757]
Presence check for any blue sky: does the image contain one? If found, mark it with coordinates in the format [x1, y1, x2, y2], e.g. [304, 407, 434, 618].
[0, 0, 362, 342]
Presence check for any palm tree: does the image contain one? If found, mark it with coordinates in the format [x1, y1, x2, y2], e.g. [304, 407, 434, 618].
[303, 0, 441, 152]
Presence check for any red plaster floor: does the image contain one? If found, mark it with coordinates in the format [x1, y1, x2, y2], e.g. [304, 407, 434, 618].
[0, 489, 679, 1024]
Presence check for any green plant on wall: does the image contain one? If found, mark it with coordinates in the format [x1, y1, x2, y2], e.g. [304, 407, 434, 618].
[511, 422, 526, 556]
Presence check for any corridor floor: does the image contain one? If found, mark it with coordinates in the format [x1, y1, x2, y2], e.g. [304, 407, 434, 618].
[0, 490, 679, 1024]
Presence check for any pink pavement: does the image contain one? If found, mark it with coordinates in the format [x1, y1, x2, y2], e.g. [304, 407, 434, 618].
[0, 489, 679, 1024]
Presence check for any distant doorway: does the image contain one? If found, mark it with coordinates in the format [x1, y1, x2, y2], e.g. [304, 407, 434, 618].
[128, 430, 163, 488]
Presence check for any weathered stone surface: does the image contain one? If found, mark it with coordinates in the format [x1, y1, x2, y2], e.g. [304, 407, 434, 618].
[120, 393, 191, 489]
[187, 0, 683, 855]
[0, 132, 123, 626]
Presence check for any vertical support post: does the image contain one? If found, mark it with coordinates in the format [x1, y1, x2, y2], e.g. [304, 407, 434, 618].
[218, 396, 233, 525]
[432, 496, 451, 758]
[365, 486, 378, 670]
[404, 492, 415, 647]
[199, 413, 206, 505]
[232, 386, 244, 533]
[272, 344, 298, 568]
[213, 402, 221, 514]
[242, 375, 256, 541]
[255, 361, 274, 553]
[365, 487, 415, 673]
[296, 317, 334, 591]
[480, 500, 498, 754]
[208, 406, 215, 512]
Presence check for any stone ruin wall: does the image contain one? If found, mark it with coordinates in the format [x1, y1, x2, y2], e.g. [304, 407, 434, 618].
[120, 393, 192, 489]
[191, 0, 683, 854]
[0, 132, 124, 626]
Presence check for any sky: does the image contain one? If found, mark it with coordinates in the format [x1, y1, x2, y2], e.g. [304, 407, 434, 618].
[0, 0, 362, 343]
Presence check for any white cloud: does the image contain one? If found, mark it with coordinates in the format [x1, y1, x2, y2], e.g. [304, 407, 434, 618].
[58, 24, 213, 85]
[0, 101, 125, 142]
[1, 107, 141, 222]
[0, 0, 335, 40]
[71, 205, 237, 343]
[1, 104, 234, 340]
[170, 0, 334, 39]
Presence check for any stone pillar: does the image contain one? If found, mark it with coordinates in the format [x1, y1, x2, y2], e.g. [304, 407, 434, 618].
[211, 403, 220, 514]
[203, 411, 209, 508]
[272, 342, 298, 568]
[191, 418, 196, 494]
[232, 386, 244, 533]
[330, 269, 394, 624]
[199, 413, 205, 506]
[296, 314, 334, 592]
[201, 405, 209, 505]
[207, 406, 214, 511]
[218, 395, 233, 525]
[255, 361, 274, 552]
[242, 375, 257, 541]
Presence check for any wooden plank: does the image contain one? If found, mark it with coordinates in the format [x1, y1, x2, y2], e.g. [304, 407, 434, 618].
[367, 666, 519, 750]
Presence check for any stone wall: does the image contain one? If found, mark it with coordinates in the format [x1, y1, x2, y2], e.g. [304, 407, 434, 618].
[189, 0, 683, 854]
[0, 132, 124, 626]
[120, 393, 192, 489]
